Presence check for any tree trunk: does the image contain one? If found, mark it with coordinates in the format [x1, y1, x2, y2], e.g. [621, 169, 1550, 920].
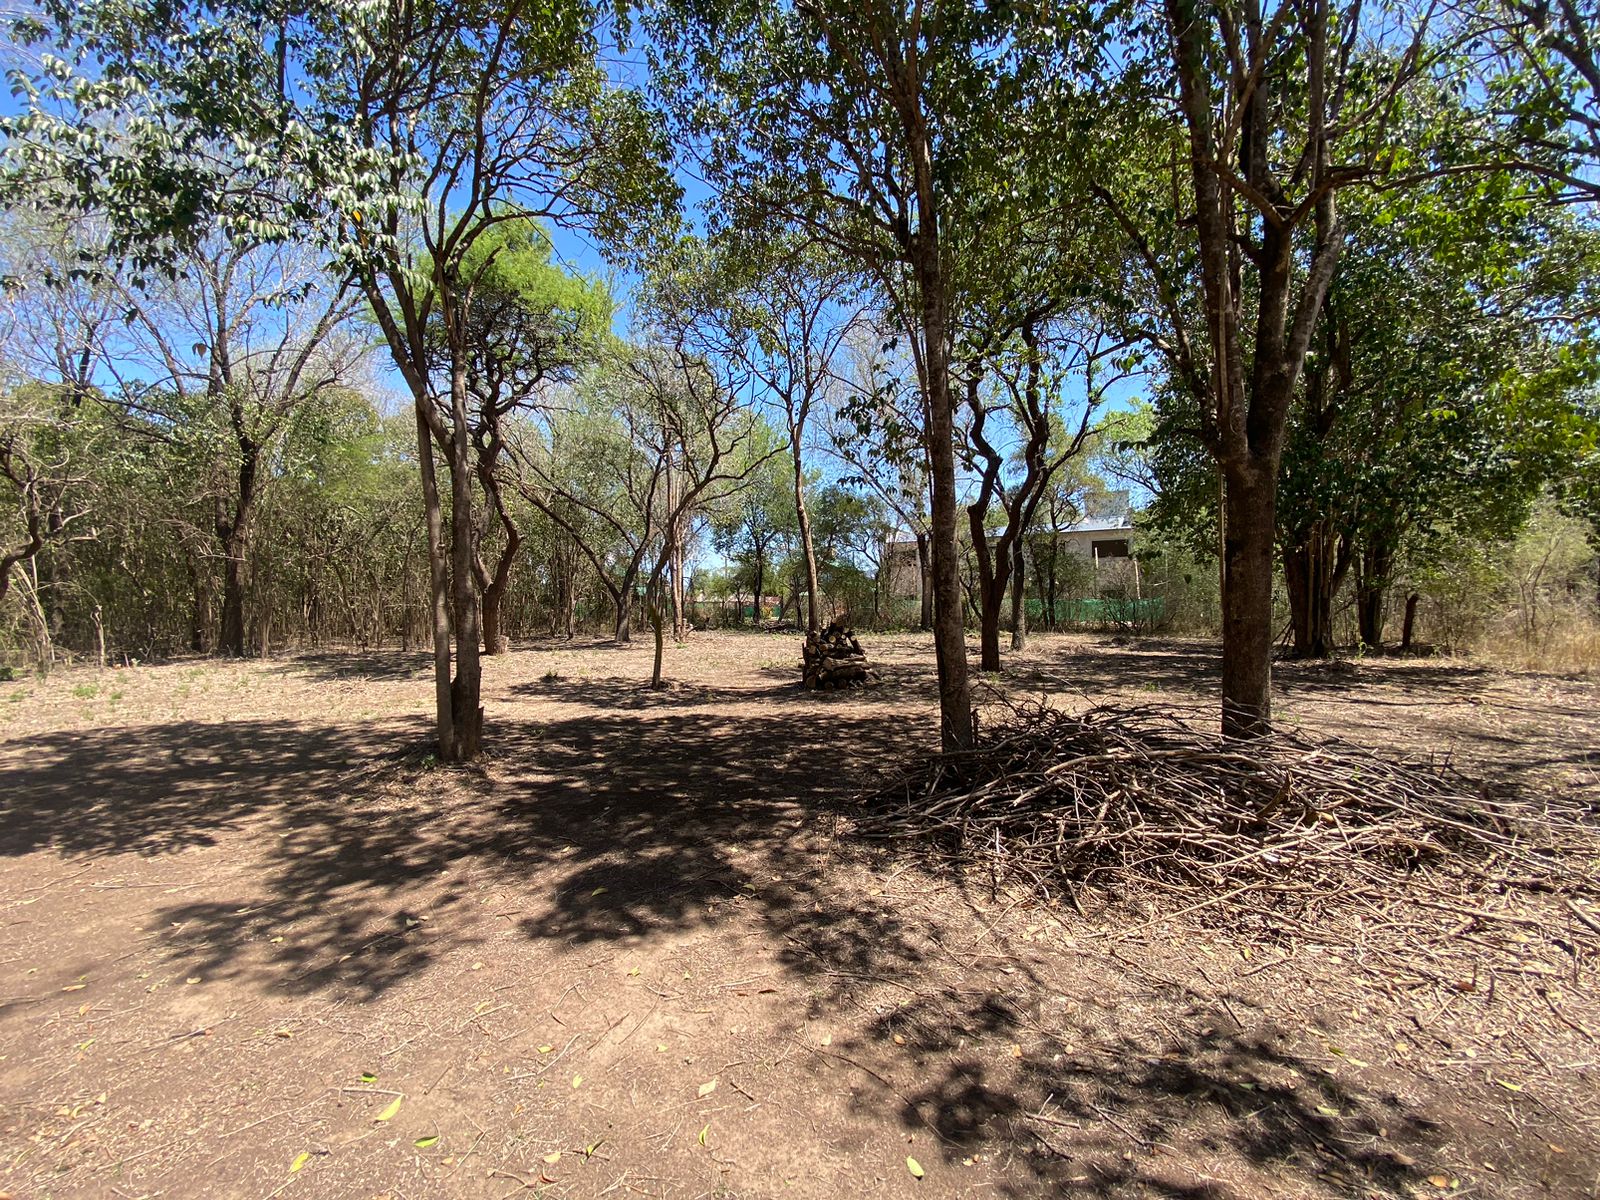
[215, 437, 261, 658]
[915, 252, 974, 751]
[219, 530, 250, 657]
[415, 403, 456, 758]
[1044, 541, 1058, 630]
[477, 467, 520, 657]
[478, 495, 518, 655]
[446, 367, 484, 761]
[1282, 526, 1335, 659]
[751, 550, 765, 627]
[1357, 583, 1385, 649]
[650, 589, 667, 688]
[1356, 538, 1395, 649]
[1009, 538, 1027, 652]
[916, 532, 933, 630]
[963, 378, 1009, 675]
[481, 575, 508, 657]
[670, 531, 686, 640]
[977, 578, 1003, 672]
[1221, 463, 1277, 738]
[793, 444, 821, 634]
[1400, 591, 1420, 652]
[613, 589, 631, 643]
[611, 559, 639, 643]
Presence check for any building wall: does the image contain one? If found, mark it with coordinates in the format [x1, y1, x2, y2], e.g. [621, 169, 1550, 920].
[880, 527, 1137, 600]
[883, 541, 922, 601]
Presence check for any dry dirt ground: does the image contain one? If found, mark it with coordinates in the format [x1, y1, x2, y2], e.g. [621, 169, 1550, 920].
[1, 631, 1596, 1200]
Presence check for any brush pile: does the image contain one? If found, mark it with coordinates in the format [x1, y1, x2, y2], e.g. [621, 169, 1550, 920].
[856, 702, 1600, 955]
[801, 616, 877, 690]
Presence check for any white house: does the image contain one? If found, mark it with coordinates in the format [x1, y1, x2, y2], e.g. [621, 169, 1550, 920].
[882, 494, 1137, 600]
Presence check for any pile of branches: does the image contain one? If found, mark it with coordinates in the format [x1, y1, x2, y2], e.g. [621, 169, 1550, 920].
[857, 702, 1600, 949]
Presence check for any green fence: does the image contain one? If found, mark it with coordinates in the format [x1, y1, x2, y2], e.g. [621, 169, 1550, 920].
[685, 600, 784, 626]
[1025, 597, 1166, 627]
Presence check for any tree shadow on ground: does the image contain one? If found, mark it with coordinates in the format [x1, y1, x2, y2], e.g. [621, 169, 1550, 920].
[836, 945, 1443, 1199]
[512, 640, 636, 659]
[1, 671, 1579, 1194]
[0, 703, 927, 1001]
[997, 638, 1597, 805]
[0, 716, 427, 859]
[506, 673, 818, 710]
[1000, 639, 1222, 699]
[277, 649, 435, 681]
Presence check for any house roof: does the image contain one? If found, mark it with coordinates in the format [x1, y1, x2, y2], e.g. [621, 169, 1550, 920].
[1064, 514, 1134, 534]
[885, 512, 1134, 549]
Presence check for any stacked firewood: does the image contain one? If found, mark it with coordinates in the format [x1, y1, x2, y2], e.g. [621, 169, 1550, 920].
[801, 617, 877, 690]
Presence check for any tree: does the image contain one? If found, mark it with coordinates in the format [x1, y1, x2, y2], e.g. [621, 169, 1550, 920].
[427, 217, 611, 654]
[827, 326, 936, 629]
[711, 453, 796, 625]
[957, 322, 1127, 669]
[515, 339, 778, 648]
[0, 212, 118, 635]
[809, 482, 895, 621]
[659, 0, 1095, 750]
[715, 239, 860, 635]
[1467, 0, 1600, 204]
[0, 382, 100, 607]
[5, 0, 673, 759]
[1098, 0, 1436, 735]
[108, 238, 361, 656]
[630, 353, 775, 686]
[513, 372, 653, 644]
[1286, 168, 1594, 654]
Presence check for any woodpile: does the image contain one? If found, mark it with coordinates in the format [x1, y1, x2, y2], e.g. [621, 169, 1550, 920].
[801, 616, 877, 690]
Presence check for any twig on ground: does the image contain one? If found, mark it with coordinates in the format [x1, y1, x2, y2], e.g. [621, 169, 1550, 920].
[854, 701, 1600, 1037]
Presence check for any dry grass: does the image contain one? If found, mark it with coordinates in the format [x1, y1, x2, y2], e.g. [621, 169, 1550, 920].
[1473, 618, 1600, 676]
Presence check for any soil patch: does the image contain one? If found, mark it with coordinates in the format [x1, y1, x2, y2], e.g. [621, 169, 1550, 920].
[2, 632, 1596, 1198]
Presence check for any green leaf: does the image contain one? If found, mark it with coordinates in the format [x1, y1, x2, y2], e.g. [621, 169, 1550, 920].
[907, 1156, 925, 1178]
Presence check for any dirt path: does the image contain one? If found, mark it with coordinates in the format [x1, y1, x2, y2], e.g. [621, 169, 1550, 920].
[1, 633, 1596, 1199]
